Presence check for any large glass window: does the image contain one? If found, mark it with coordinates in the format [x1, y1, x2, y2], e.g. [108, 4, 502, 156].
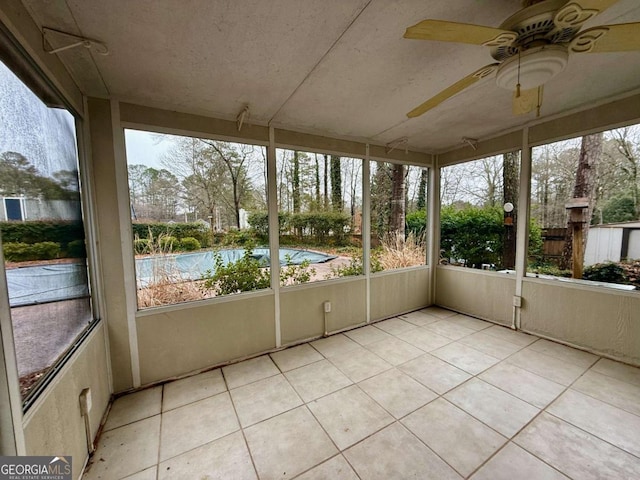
[529, 126, 640, 291]
[274, 150, 363, 283]
[440, 153, 525, 270]
[370, 162, 428, 271]
[0, 61, 94, 404]
[124, 130, 269, 307]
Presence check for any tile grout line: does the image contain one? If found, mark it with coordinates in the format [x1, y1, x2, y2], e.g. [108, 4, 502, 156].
[90, 310, 639, 479]
[543, 408, 640, 462]
[465, 359, 608, 479]
[220, 367, 262, 480]
[155, 385, 164, 480]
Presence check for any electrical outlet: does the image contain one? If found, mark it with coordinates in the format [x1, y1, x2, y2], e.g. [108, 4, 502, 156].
[513, 296, 522, 308]
[324, 301, 331, 313]
[79, 388, 92, 415]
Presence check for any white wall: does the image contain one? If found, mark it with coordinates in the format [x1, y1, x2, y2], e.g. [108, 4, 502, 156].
[435, 267, 515, 326]
[628, 230, 640, 260]
[584, 227, 623, 266]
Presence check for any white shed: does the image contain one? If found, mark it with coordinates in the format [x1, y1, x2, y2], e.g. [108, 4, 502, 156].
[585, 221, 640, 266]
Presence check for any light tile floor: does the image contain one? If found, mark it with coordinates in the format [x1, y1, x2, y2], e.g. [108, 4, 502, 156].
[83, 308, 640, 479]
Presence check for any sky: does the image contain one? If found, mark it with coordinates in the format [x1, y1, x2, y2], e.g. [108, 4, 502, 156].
[124, 129, 173, 169]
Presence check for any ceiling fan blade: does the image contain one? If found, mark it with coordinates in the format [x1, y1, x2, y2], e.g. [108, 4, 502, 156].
[553, 0, 619, 29]
[567, 0, 619, 13]
[407, 64, 499, 118]
[404, 20, 517, 47]
[570, 23, 640, 53]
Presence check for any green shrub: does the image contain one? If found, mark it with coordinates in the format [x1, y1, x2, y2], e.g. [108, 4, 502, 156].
[66, 239, 86, 258]
[0, 221, 84, 245]
[158, 236, 177, 252]
[203, 246, 270, 295]
[247, 211, 269, 236]
[406, 210, 427, 237]
[178, 237, 201, 251]
[583, 262, 629, 284]
[280, 256, 315, 286]
[440, 205, 543, 269]
[248, 210, 352, 245]
[528, 263, 572, 277]
[131, 222, 210, 247]
[327, 253, 382, 278]
[221, 229, 256, 246]
[134, 238, 151, 254]
[3, 241, 60, 262]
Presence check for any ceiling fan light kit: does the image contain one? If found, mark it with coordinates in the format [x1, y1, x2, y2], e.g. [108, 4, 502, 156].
[495, 45, 569, 90]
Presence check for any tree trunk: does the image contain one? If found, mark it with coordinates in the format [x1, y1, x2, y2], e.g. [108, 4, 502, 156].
[390, 163, 406, 241]
[559, 133, 603, 274]
[331, 156, 342, 212]
[292, 151, 301, 213]
[323, 154, 329, 210]
[314, 154, 321, 209]
[417, 169, 427, 210]
[502, 151, 519, 269]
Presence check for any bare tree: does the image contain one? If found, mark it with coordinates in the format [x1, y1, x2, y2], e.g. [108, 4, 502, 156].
[390, 163, 406, 240]
[502, 151, 519, 269]
[560, 133, 603, 273]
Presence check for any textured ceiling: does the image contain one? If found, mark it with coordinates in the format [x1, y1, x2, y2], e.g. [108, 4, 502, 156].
[22, 0, 640, 152]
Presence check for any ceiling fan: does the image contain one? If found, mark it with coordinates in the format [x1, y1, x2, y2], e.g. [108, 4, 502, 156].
[404, 0, 640, 118]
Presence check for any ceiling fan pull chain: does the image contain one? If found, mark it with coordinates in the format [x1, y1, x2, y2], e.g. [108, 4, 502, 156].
[515, 49, 522, 98]
[536, 85, 543, 118]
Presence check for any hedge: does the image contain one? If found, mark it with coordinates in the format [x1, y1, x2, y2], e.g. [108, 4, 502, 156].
[0, 221, 84, 246]
[4, 241, 61, 262]
[247, 211, 350, 243]
[131, 222, 211, 247]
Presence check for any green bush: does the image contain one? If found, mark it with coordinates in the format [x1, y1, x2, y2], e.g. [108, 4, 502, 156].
[328, 253, 382, 278]
[4, 241, 60, 262]
[280, 256, 315, 286]
[66, 239, 86, 258]
[158, 236, 177, 252]
[247, 211, 269, 236]
[0, 221, 84, 246]
[406, 210, 427, 237]
[221, 229, 256, 246]
[134, 238, 151, 254]
[440, 206, 503, 268]
[248, 211, 350, 245]
[583, 262, 629, 284]
[178, 237, 201, 251]
[203, 246, 270, 295]
[131, 222, 210, 247]
[528, 263, 572, 277]
[440, 205, 544, 269]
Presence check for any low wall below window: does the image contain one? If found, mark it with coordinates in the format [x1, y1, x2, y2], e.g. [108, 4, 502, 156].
[136, 292, 276, 385]
[280, 278, 366, 345]
[23, 324, 110, 479]
[435, 266, 515, 326]
[370, 267, 431, 321]
[521, 278, 640, 366]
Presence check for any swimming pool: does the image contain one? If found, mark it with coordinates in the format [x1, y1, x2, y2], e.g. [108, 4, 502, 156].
[135, 247, 336, 286]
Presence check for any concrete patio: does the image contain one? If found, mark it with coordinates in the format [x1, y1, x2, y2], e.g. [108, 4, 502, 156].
[82, 307, 640, 479]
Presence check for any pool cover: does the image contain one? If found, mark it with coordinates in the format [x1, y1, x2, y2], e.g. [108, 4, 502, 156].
[135, 248, 335, 286]
[6, 248, 336, 306]
[6, 263, 89, 307]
